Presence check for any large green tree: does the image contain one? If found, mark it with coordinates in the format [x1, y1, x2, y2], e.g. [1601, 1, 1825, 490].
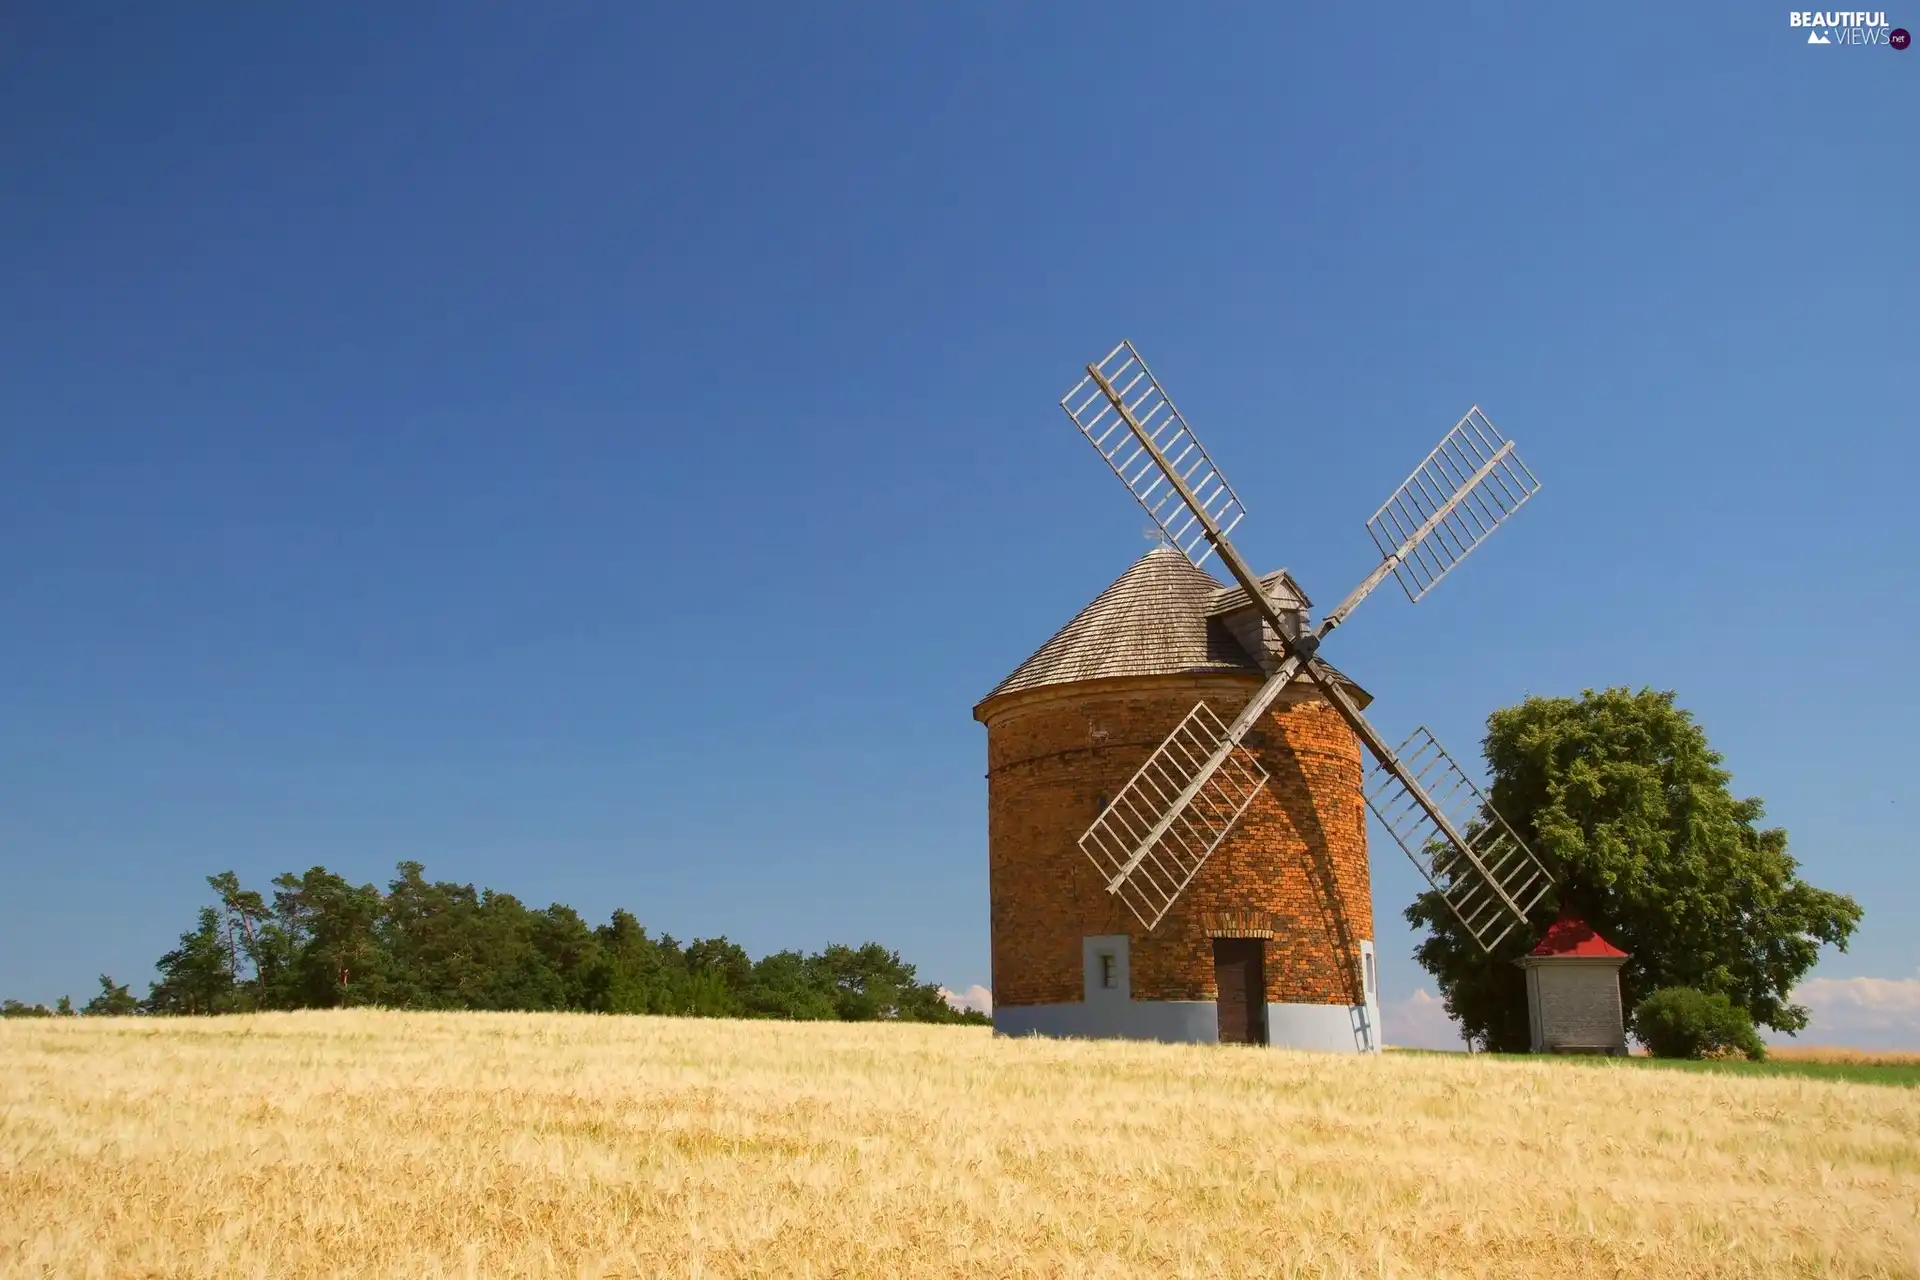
[1407, 687, 1862, 1052]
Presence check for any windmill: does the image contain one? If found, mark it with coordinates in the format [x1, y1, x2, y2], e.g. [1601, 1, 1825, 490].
[1062, 339, 1552, 954]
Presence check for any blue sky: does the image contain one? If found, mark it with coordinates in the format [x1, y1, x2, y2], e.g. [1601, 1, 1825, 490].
[1, 5, 1912, 1043]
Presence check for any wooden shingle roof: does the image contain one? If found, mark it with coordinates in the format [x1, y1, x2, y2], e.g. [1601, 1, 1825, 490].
[976, 548, 1255, 709]
[975, 548, 1370, 716]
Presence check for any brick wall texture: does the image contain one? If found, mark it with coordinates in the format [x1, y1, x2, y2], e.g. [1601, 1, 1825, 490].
[979, 673, 1373, 1009]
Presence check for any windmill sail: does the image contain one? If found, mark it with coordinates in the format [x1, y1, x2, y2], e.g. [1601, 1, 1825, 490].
[1364, 407, 1541, 604]
[1061, 340, 1247, 571]
[1061, 339, 1550, 953]
[1078, 701, 1269, 933]
[1363, 728, 1554, 950]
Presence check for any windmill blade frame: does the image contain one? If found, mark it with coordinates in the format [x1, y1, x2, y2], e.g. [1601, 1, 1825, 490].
[1364, 406, 1541, 604]
[1061, 340, 1248, 571]
[1061, 338, 1551, 951]
[1077, 645, 1314, 932]
[1304, 665, 1552, 948]
[1078, 702, 1270, 933]
[1363, 727, 1556, 951]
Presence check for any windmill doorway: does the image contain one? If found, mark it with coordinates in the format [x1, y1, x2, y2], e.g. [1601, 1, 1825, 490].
[1212, 937, 1268, 1045]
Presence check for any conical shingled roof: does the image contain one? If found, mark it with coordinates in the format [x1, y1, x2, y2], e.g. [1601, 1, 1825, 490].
[974, 548, 1371, 717]
[975, 548, 1256, 710]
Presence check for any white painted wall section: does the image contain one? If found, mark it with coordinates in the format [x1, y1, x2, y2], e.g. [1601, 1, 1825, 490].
[995, 999, 1377, 1052]
[1356, 940, 1381, 1054]
[994, 1000, 1221, 1044]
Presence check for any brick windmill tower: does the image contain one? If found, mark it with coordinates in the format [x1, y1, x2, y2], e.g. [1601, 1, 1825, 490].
[975, 340, 1553, 1053]
[974, 548, 1385, 1050]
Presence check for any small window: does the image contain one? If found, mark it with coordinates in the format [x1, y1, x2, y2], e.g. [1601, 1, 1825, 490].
[1099, 952, 1118, 989]
[1095, 794, 1109, 813]
[1363, 951, 1376, 996]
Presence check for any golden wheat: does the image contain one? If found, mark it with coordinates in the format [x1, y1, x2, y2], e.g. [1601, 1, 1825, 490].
[2, 1011, 1916, 1279]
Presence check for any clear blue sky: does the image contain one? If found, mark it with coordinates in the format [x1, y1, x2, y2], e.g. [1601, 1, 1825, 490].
[1, 5, 1912, 1038]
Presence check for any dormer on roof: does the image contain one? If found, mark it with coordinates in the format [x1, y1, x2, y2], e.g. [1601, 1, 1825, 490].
[1208, 569, 1312, 677]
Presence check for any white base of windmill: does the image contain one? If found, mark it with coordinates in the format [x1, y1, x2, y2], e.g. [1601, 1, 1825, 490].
[993, 1000, 1381, 1053]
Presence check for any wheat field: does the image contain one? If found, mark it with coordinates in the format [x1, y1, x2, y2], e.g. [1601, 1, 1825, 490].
[2, 1012, 1916, 1279]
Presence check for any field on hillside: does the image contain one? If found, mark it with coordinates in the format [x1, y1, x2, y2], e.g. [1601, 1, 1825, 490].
[1388, 1043, 1920, 1088]
[4, 1013, 1918, 1279]
[1768, 1045, 1920, 1067]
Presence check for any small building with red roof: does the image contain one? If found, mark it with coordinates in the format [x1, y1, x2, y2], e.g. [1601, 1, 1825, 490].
[1515, 912, 1630, 1055]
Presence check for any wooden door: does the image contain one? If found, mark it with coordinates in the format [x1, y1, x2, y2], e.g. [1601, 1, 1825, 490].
[1212, 938, 1268, 1045]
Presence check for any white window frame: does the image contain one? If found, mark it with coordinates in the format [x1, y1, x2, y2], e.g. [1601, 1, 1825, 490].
[1083, 935, 1131, 1003]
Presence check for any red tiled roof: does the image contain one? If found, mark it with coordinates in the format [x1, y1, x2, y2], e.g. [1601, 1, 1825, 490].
[1529, 913, 1628, 958]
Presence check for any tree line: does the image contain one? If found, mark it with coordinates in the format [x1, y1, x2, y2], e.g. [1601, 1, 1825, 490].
[0, 860, 988, 1026]
[5, 689, 1866, 1059]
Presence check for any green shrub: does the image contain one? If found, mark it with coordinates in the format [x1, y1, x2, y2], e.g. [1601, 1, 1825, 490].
[1634, 987, 1767, 1061]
